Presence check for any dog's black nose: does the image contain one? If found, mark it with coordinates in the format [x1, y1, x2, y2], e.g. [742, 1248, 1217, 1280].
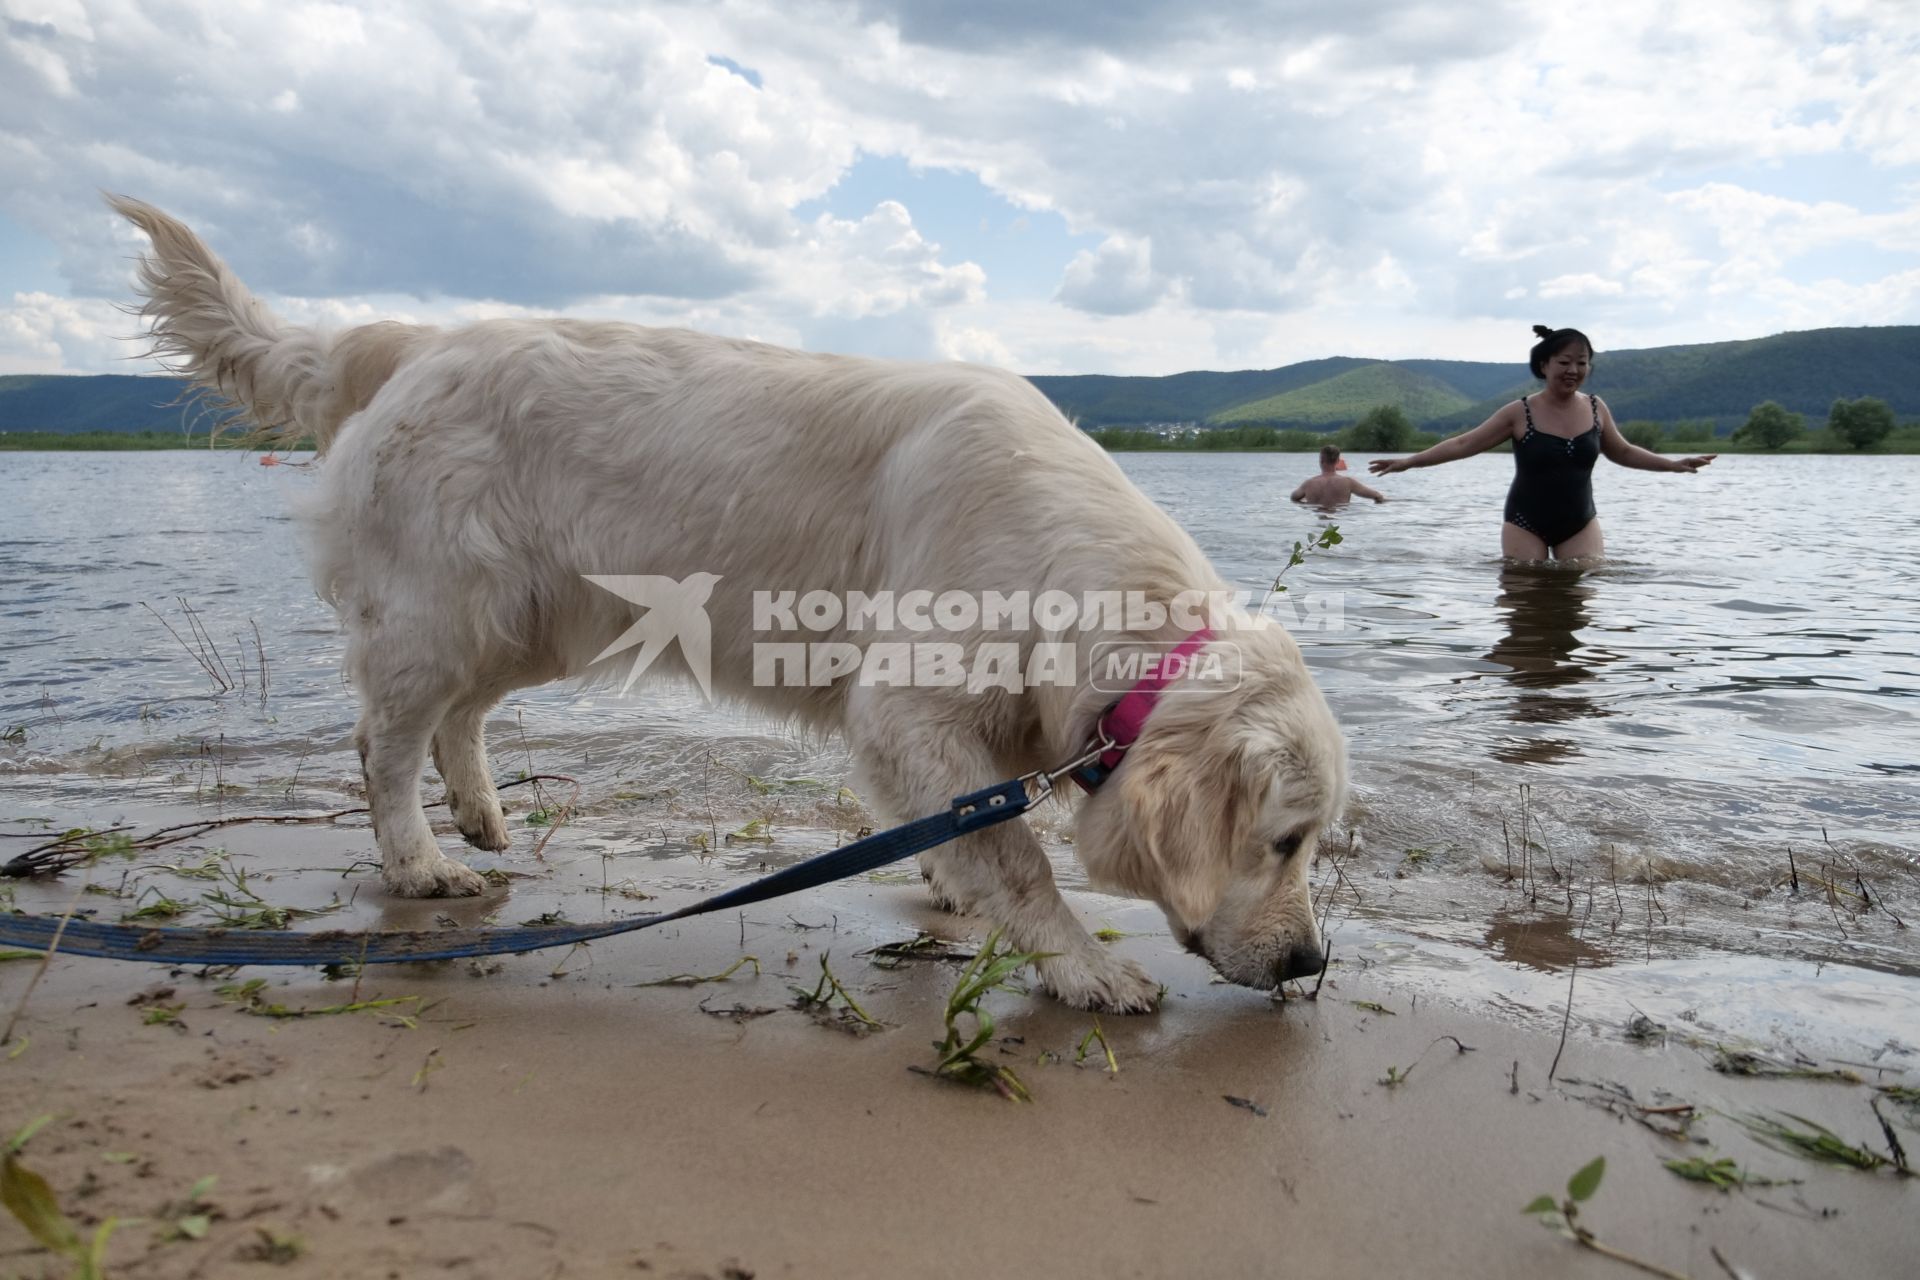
[1275, 942, 1325, 983]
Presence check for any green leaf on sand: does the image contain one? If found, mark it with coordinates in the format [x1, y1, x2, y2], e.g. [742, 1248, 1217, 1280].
[1, 1155, 80, 1254]
[1567, 1156, 1606, 1202]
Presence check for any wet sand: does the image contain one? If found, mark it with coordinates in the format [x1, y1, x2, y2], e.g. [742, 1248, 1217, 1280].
[3, 811, 1915, 1279]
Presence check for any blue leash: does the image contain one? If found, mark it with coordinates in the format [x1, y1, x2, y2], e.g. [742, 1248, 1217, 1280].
[0, 771, 1063, 969]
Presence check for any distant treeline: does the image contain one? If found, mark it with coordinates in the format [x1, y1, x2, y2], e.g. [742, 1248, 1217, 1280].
[0, 430, 313, 451]
[1089, 399, 1920, 454]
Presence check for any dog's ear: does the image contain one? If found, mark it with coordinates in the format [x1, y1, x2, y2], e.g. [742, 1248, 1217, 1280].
[1117, 723, 1249, 929]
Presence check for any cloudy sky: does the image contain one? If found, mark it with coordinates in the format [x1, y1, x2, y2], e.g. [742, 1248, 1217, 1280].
[3, 0, 1916, 377]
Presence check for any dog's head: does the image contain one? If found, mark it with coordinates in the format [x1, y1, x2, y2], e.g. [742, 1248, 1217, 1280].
[1073, 624, 1346, 990]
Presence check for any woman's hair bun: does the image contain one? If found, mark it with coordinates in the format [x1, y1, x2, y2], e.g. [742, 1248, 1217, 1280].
[1532, 324, 1555, 339]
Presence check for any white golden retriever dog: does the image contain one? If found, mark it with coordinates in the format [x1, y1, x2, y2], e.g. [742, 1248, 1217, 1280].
[111, 196, 1346, 1012]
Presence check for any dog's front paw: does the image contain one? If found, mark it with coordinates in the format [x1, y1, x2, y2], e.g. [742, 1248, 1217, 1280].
[451, 800, 511, 853]
[918, 864, 976, 915]
[925, 888, 967, 914]
[384, 854, 488, 898]
[1037, 948, 1161, 1014]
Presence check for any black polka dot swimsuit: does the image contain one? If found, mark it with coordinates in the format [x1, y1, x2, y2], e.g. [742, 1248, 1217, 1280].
[1504, 394, 1601, 547]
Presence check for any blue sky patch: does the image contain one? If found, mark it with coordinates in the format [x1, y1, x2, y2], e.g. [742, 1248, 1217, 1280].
[707, 55, 763, 88]
[0, 213, 65, 295]
[1658, 151, 1917, 217]
[796, 153, 1100, 302]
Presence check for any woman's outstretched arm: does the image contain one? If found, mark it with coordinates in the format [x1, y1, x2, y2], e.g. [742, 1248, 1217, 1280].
[1595, 400, 1716, 473]
[1369, 401, 1520, 475]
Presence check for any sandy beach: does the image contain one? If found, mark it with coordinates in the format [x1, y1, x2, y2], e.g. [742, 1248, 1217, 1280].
[3, 801, 1913, 1280]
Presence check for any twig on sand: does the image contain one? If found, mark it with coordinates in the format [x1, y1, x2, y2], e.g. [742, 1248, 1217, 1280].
[1869, 1098, 1910, 1175]
[1548, 892, 1594, 1083]
[2, 774, 577, 879]
[1307, 936, 1332, 1000]
[1, 880, 88, 1046]
[524, 775, 582, 862]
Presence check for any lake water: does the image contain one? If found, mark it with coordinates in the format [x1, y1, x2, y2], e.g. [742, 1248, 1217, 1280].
[3, 449, 1916, 1047]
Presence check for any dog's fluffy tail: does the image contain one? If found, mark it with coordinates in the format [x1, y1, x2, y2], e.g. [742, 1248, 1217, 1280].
[108, 195, 429, 455]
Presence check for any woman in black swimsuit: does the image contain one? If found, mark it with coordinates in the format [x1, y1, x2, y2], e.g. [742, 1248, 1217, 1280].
[1368, 326, 1715, 560]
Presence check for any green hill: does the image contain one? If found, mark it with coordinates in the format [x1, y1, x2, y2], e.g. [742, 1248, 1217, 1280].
[1388, 359, 1532, 401]
[0, 374, 218, 434]
[1211, 362, 1473, 426]
[1028, 357, 1371, 426]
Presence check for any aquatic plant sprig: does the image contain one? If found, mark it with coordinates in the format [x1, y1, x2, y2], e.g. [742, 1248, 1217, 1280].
[789, 954, 881, 1032]
[1726, 1108, 1910, 1175]
[1661, 1154, 1798, 1192]
[920, 927, 1053, 1101]
[200, 863, 342, 930]
[1252, 524, 1343, 616]
[1075, 1018, 1119, 1074]
[1377, 1034, 1475, 1088]
[634, 955, 762, 987]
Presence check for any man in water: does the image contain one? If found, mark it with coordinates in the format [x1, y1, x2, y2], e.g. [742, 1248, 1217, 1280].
[1291, 445, 1388, 506]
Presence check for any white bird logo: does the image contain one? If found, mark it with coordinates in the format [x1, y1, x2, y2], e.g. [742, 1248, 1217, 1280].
[584, 572, 724, 701]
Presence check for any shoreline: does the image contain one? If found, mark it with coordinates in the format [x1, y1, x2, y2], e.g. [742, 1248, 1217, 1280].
[1083, 437, 1920, 455]
[5, 434, 1920, 454]
[3, 800, 1916, 1278]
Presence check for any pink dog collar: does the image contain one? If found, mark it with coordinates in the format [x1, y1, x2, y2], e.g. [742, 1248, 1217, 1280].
[1071, 629, 1215, 792]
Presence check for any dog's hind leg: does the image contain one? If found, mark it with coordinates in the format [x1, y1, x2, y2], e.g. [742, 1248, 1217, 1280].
[847, 688, 1160, 1014]
[432, 686, 513, 853]
[350, 626, 489, 899]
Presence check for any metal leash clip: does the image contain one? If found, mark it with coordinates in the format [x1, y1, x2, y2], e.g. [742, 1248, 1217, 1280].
[1019, 719, 1121, 805]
